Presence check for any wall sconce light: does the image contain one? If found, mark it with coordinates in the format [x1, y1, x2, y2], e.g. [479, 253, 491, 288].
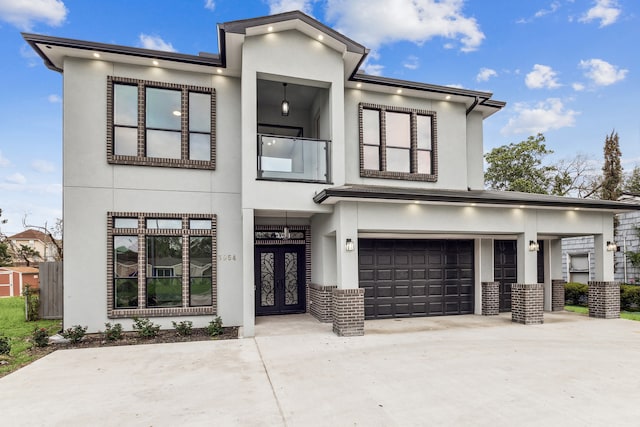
[281, 83, 290, 116]
[606, 241, 618, 252]
[528, 240, 540, 252]
[345, 238, 355, 252]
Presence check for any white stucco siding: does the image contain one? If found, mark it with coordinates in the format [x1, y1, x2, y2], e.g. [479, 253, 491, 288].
[466, 111, 484, 190]
[344, 89, 470, 190]
[241, 30, 345, 213]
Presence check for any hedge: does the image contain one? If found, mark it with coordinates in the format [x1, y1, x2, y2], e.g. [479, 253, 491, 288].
[564, 282, 640, 311]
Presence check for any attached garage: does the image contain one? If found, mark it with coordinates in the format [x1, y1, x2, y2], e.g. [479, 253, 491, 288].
[358, 239, 474, 319]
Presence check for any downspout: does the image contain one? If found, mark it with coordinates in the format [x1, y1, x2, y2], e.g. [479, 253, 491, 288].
[466, 96, 480, 116]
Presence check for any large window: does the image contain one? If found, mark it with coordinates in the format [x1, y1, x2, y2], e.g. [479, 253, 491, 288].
[359, 103, 437, 181]
[108, 213, 216, 318]
[107, 76, 215, 169]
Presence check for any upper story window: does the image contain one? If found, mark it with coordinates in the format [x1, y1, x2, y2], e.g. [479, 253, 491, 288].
[359, 103, 437, 182]
[107, 76, 215, 169]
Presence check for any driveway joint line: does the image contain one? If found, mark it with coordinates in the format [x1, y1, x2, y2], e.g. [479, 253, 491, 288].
[254, 337, 287, 426]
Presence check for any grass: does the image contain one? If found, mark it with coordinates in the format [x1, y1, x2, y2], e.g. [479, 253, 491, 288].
[565, 305, 640, 321]
[0, 297, 61, 378]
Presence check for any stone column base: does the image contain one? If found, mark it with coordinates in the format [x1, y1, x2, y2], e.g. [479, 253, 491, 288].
[481, 282, 500, 315]
[307, 283, 336, 323]
[332, 288, 364, 337]
[511, 283, 544, 325]
[551, 280, 566, 311]
[588, 281, 620, 319]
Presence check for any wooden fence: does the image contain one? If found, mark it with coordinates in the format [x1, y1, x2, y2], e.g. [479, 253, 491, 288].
[38, 261, 63, 319]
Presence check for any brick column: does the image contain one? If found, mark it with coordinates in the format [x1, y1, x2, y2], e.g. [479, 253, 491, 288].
[511, 283, 544, 325]
[588, 281, 620, 319]
[481, 282, 500, 315]
[551, 280, 566, 311]
[332, 288, 364, 337]
[307, 283, 336, 323]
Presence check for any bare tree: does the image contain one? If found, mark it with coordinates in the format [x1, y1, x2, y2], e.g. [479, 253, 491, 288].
[550, 154, 600, 198]
[22, 215, 63, 261]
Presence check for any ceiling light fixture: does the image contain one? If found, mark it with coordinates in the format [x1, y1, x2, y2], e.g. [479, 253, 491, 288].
[281, 83, 290, 116]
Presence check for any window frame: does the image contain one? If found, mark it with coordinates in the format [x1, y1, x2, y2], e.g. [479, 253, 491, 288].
[107, 212, 217, 318]
[107, 76, 216, 170]
[358, 102, 438, 182]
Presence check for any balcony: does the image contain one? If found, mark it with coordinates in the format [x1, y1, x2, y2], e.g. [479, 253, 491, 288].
[257, 134, 331, 183]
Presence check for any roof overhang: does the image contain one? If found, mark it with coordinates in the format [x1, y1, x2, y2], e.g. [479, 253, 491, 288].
[314, 185, 640, 212]
[22, 33, 223, 74]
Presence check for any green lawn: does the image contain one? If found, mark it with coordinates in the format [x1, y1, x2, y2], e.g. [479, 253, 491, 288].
[0, 297, 61, 378]
[565, 305, 640, 321]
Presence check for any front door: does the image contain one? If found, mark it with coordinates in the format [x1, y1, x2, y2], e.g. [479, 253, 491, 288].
[255, 245, 306, 315]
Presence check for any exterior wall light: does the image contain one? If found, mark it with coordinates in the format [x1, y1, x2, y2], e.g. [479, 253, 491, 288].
[281, 83, 290, 116]
[345, 238, 355, 252]
[606, 241, 618, 252]
[528, 240, 540, 252]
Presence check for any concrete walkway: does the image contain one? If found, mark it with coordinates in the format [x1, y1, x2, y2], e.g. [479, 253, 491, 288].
[2, 312, 640, 426]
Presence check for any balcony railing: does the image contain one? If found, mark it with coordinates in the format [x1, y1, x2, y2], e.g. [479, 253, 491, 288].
[257, 134, 331, 183]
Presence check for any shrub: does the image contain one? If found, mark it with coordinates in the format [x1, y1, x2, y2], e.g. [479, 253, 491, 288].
[132, 317, 160, 338]
[103, 322, 123, 341]
[23, 285, 40, 321]
[32, 327, 49, 347]
[172, 320, 193, 337]
[565, 282, 588, 306]
[207, 316, 223, 337]
[0, 335, 10, 355]
[620, 284, 640, 311]
[61, 325, 87, 343]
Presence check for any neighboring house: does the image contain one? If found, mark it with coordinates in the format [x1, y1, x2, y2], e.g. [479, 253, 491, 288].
[562, 194, 640, 284]
[8, 229, 60, 264]
[0, 266, 39, 298]
[24, 11, 640, 335]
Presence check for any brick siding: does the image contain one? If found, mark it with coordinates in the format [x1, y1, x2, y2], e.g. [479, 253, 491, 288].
[332, 288, 364, 336]
[552, 280, 566, 311]
[511, 283, 544, 325]
[481, 282, 500, 315]
[588, 281, 620, 319]
[307, 283, 336, 323]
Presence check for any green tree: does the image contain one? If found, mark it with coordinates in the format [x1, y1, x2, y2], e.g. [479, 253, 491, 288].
[16, 245, 41, 267]
[624, 166, 640, 194]
[0, 242, 11, 266]
[484, 133, 555, 194]
[601, 130, 623, 200]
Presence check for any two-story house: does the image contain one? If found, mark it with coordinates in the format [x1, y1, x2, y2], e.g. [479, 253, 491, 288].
[24, 11, 638, 336]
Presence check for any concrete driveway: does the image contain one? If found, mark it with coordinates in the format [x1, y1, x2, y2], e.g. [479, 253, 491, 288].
[1, 312, 640, 426]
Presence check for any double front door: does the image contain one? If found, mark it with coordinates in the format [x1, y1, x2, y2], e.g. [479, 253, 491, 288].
[255, 245, 306, 315]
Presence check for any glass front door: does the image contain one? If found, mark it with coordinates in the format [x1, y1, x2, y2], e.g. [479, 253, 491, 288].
[255, 245, 306, 315]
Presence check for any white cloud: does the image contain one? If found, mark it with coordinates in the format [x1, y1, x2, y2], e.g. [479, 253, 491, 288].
[361, 62, 384, 76]
[501, 98, 579, 135]
[204, 0, 215, 11]
[572, 82, 585, 91]
[268, 0, 315, 15]
[31, 159, 55, 173]
[325, 0, 485, 52]
[138, 34, 176, 52]
[579, 58, 627, 86]
[476, 67, 497, 82]
[579, 0, 621, 27]
[517, 1, 561, 23]
[525, 64, 561, 89]
[20, 43, 39, 67]
[5, 173, 27, 185]
[47, 94, 61, 103]
[0, 0, 67, 30]
[403, 55, 419, 70]
[0, 150, 9, 167]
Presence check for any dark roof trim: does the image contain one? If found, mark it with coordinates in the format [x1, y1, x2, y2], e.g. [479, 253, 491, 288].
[22, 33, 222, 73]
[219, 10, 367, 55]
[313, 185, 640, 211]
[351, 74, 506, 110]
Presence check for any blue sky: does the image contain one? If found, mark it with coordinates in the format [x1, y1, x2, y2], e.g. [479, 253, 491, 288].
[0, 0, 638, 235]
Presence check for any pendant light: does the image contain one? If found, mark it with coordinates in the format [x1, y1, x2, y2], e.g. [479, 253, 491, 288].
[281, 83, 290, 116]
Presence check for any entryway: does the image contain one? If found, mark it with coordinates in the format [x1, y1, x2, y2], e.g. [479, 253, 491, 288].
[255, 245, 306, 315]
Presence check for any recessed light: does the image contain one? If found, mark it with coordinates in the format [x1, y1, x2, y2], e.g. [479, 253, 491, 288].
[217, 68, 223, 74]
[574, 207, 580, 211]
[318, 34, 324, 40]
[152, 60, 159, 66]
[471, 203, 477, 206]
[396, 89, 402, 94]
[93, 52, 101, 58]
[445, 95, 452, 100]
[356, 83, 362, 88]
[267, 26, 274, 32]
[172, 111, 181, 117]
[519, 205, 525, 209]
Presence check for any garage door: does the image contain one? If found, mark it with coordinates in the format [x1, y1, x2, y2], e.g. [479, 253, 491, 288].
[359, 239, 474, 319]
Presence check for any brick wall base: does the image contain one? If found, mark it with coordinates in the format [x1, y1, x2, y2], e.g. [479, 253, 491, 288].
[588, 281, 620, 319]
[481, 282, 500, 315]
[307, 283, 336, 323]
[332, 288, 364, 337]
[511, 283, 544, 325]
[551, 280, 566, 312]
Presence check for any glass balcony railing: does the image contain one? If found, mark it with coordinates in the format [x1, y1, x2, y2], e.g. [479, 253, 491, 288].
[257, 134, 330, 183]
